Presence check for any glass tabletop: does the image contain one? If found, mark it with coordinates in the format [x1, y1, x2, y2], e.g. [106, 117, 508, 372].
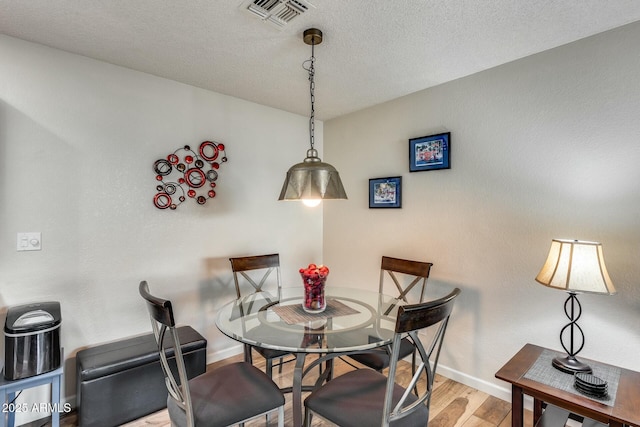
[215, 287, 404, 354]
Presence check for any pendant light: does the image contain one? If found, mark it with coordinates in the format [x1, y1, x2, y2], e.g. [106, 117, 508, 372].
[278, 28, 347, 207]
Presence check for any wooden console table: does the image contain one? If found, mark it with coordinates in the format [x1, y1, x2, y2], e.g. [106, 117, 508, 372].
[495, 343, 640, 427]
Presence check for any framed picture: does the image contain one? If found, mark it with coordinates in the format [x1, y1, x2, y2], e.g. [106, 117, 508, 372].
[409, 132, 451, 172]
[369, 176, 402, 209]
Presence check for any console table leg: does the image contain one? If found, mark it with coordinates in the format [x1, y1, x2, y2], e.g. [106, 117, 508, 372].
[533, 398, 543, 425]
[512, 385, 524, 427]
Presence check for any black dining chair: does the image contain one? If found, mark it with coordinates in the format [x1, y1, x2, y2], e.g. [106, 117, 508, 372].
[139, 281, 285, 427]
[304, 287, 460, 427]
[229, 254, 295, 378]
[346, 256, 433, 372]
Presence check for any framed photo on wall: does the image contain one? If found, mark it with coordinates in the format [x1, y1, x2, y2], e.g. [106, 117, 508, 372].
[369, 176, 402, 209]
[409, 132, 451, 172]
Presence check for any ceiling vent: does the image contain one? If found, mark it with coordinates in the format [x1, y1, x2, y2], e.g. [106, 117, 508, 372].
[241, 0, 315, 29]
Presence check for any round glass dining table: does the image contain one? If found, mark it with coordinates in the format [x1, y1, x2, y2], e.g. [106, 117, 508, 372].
[215, 286, 405, 426]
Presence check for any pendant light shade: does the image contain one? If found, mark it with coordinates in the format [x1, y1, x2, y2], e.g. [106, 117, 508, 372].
[279, 148, 347, 202]
[278, 28, 347, 205]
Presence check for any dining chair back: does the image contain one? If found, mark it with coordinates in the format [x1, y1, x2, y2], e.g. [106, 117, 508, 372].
[229, 253, 292, 377]
[347, 256, 433, 372]
[139, 281, 285, 427]
[380, 256, 433, 305]
[229, 253, 281, 300]
[304, 287, 461, 427]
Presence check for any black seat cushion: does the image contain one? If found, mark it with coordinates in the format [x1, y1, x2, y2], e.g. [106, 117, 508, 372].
[305, 368, 428, 427]
[348, 337, 415, 371]
[167, 361, 284, 427]
[255, 347, 289, 359]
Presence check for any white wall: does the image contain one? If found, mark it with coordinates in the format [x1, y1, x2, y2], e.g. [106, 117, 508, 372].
[0, 35, 324, 422]
[323, 22, 640, 399]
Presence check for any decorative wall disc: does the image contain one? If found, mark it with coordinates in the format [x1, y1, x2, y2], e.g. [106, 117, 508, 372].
[153, 141, 228, 210]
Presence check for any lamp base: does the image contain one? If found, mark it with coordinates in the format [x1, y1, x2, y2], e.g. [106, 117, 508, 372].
[552, 355, 593, 374]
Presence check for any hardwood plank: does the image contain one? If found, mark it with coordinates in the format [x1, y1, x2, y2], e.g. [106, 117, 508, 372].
[122, 410, 171, 426]
[498, 409, 535, 427]
[429, 378, 473, 417]
[429, 396, 470, 427]
[461, 415, 497, 427]
[473, 395, 512, 425]
[452, 388, 494, 427]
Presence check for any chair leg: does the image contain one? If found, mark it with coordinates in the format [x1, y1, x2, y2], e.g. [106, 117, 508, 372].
[278, 356, 283, 373]
[277, 405, 284, 427]
[304, 407, 313, 427]
[326, 357, 333, 381]
[412, 350, 418, 395]
[266, 358, 273, 379]
[244, 344, 253, 364]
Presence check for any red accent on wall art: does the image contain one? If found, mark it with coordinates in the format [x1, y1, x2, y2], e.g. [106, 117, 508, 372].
[153, 141, 228, 210]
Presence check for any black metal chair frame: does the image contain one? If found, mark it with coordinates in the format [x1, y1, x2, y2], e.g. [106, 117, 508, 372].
[229, 254, 295, 377]
[303, 287, 460, 427]
[346, 256, 433, 377]
[379, 256, 433, 306]
[139, 281, 285, 427]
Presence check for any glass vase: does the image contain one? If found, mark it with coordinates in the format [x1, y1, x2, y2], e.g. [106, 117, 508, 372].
[301, 273, 327, 313]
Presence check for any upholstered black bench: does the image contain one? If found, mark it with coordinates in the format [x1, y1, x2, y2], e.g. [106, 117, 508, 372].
[76, 325, 207, 427]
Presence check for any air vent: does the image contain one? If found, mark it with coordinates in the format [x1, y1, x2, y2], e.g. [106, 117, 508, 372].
[242, 0, 315, 29]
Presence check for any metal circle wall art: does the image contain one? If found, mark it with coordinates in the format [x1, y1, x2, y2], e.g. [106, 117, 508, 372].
[153, 141, 228, 210]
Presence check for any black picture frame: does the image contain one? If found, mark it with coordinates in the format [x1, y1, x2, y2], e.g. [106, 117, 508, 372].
[409, 132, 451, 172]
[369, 176, 402, 209]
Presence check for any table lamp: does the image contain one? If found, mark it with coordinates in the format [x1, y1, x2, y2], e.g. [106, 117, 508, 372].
[535, 239, 616, 374]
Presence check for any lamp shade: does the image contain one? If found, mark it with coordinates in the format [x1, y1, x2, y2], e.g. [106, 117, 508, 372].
[278, 149, 347, 202]
[535, 239, 616, 295]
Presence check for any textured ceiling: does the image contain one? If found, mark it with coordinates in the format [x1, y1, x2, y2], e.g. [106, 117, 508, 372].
[2, 1, 640, 120]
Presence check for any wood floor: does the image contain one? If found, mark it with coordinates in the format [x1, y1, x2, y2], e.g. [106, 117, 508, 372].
[48, 353, 533, 427]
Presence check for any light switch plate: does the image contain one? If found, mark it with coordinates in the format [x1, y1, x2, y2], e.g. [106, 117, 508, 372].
[17, 232, 41, 251]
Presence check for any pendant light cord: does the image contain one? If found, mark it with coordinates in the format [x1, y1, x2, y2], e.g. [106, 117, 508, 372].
[304, 42, 316, 151]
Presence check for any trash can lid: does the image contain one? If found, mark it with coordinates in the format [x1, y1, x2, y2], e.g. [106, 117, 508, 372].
[4, 301, 61, 334]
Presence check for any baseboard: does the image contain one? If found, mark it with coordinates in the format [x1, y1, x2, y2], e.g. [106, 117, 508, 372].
[208, 343, 244, 363]
[436, 363, 511, 401]
[436, 363, 534, 411]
